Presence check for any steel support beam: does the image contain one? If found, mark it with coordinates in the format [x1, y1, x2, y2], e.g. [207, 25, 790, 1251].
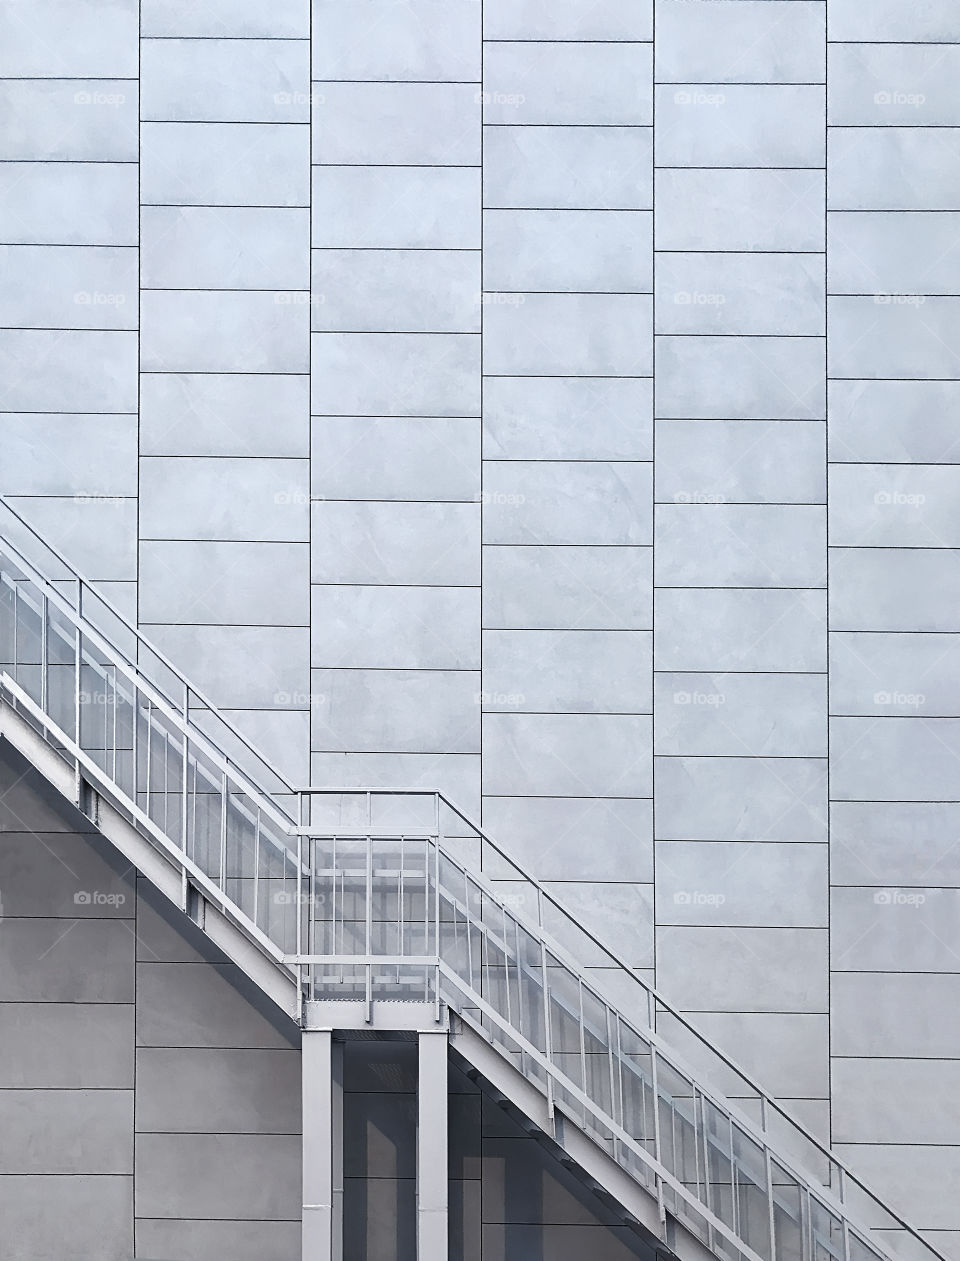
[302, 1030, 343, 1261]
[417, 1029, 449, 1261]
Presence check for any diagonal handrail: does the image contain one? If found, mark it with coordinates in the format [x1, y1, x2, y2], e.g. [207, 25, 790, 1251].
[0, 492, 946, 1261]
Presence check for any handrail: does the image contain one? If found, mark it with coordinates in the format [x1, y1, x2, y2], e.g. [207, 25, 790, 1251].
[0, 498, 946, 1261]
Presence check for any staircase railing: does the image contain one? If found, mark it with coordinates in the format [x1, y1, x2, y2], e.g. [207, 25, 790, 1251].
[0, 493, 944, 1261]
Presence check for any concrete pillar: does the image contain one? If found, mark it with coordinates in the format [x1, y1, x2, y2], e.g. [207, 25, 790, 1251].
[302, 1030, 343, 1261]
[417, 1029, 449, 1260]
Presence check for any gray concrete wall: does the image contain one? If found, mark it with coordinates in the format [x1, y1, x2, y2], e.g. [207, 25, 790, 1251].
[2, 0, 960, 1251]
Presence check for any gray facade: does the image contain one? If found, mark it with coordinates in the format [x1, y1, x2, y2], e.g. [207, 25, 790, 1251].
[1, 0, 959, 1252]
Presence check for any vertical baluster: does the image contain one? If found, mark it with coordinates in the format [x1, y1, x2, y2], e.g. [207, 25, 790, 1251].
[365, 834, 373, 1020]
[541, 940, 554, 1123]
[762, 1097, 778, 1261]
[144, 700, 152, 819]
[219, 767, 228, 895]
[40, 591, 48, 711]
[650, 1044, 666, 1225]
[111, 665, 118, 782]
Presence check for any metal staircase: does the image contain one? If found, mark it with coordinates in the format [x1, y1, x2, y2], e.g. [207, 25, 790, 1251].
[0, 493, 944, 1261]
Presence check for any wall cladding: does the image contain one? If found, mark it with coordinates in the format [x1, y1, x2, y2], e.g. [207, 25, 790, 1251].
[2, 0, 960, 1251]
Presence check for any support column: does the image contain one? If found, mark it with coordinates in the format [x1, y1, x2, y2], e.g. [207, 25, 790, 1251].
[417, 1030, 449, 1260]
[302, 1031, 343, 1261]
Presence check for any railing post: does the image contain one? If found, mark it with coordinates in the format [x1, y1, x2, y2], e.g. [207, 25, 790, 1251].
[650, 1044, 667, 1227]
[417, 1029, 449, 1261]
[761, 1096, 778, 1261]
[540, 939, 555, 1123]
[39, 591, 48, 711]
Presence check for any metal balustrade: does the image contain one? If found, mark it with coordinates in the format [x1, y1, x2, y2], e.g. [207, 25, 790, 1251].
[0, 493, 944, 1261]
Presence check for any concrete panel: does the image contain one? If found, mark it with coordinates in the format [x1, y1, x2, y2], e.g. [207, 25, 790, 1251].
[656, 336, 825, 420]
[484, 210, 652, 294]
[5, 496, 137, 580]
[655, 84, 824, 168]
[0, 163, 138, 246]
[141, 122, 310, 207]
[314, 82, 479, 165]
[832, 802, 960, 888]
[141, 207, 310, 290]
[313, 249, 480, 334]
[0, 830, 135, 919]
[655, 673, 828, 758]
[655, 504, 827, 588]
[483, 294, 652, 377]
[0, 330, 137, 412]
[136, 1220, 301, 1261]
[136, 1048, 300, 1134]
[656, 1, 824, 84]
[0, 0, 137, 76]
[485, 0, 651, 40]
[0, 1090, 132, 1174]
[312, 415, 479, 500]
[484, 126, 652, 211]
[482, 713, 652, 798]
[828, 0, 960, 42]
[312, 0, 480, 80]
[655, 588, 827, 672]
[139, 541, 310, 626]
[141, 290, 309, 374]
[136, 963, 298, 1050]
[658, 840, 827, 929]
[831, 296, 960, 381]
[657, 926, 828, 1012]
[481, 797, 653, 882]
[220, 709, 311, 785]
[543, 881, 654, 967]
[312, 332, 480, 416]
[142, 0, 308, 37]
[0, 79, 138, 161]
[0, 1176, 132, 1261]
[830, 463, 960, 548]
[830, 211, 960, 296]
[656, 420, 825, 505]
[483, 545, 652, 631]
[140, 373, 309, 458]
[832, 887, 960, 973]
[0, 920, 134, 1003]
[139, 457, 309, 542]
[482, 462, 652, 546]
[830, 632, 960, 717]
[0, 1004, 133, 1088]
[829, 128, 960, 211]
[0, 414, 137, 496]
[312, 167, 480, 249]
[483, 43, 652, 127]
[831, 1145, 960, 1232]
[829, 380, 960, 465]
[833, 1059, 960, 1144]
[829, 44, 960, 127]
[484, 378, 651, 461]
[482, 630, 651, 714]
[656, 169, 824, 252]
[141, 38, 310, 122]
[311, 501, 479, 584]
[144, 625, 309, 710]
[832, 972, 960, 1058]
[656, 253, 824, 337]
[311, 668, 478, 753]
[831, 716, 960, 801]
[311, 586, 480, 670]
[831, 547, 960, 632]
[135, 1133, 300, 1219]
[655, 755, 828, 842]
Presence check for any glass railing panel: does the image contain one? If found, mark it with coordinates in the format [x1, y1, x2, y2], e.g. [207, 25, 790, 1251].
[733, 1121, 772, 1261]
[811, 1196, 844, 1261]
[772, 1160, 806, 1261]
